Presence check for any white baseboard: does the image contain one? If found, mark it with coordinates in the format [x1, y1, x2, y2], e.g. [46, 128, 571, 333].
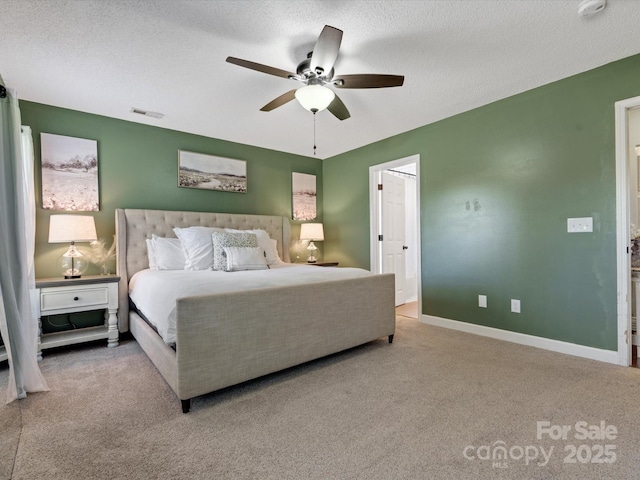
[420, 314, 620, 365]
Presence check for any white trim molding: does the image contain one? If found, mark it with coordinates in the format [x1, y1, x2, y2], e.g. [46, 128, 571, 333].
[421, 314, 619, 365]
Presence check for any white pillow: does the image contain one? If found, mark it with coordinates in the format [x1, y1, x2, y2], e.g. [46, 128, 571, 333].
[173, 226, 224, 270]
[146, 239, 157, 270]
[151, 235, 186, 270]
[225, 228, 281, 265]
[223, 246, 268, 272]
[266, 238, 281, 265]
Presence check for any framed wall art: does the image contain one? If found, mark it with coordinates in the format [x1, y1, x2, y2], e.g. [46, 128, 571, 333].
[292, 172, 316, 221]
[178, 150, 247, 193]
[40, 133, 99, 211]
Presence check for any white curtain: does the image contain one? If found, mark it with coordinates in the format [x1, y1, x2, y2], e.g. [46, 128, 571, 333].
[0, 80, 48, 403]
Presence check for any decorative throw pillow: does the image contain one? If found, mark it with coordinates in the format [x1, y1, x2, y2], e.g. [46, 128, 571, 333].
[211, 231, 257, 270]
[151, 235, 186, 270]
[223, 246, 268, 272]
[225, 228, 281, 265]
[174, 226, 225, 270]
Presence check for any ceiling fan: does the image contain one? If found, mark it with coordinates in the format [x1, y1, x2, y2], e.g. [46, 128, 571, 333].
[226, 25, 404, 121]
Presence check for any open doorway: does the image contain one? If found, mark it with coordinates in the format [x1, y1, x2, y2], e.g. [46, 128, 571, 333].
[628, 107, 640, 367]
[369, 155, 421, 319]
[614, 95, 640, 366]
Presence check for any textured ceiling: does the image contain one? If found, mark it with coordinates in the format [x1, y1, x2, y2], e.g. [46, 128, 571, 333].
[2, 0, 640, 159]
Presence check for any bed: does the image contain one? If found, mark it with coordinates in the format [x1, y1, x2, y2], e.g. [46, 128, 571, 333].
[116, 208, 395, 412]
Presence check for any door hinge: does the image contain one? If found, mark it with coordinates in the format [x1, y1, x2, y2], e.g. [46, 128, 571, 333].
[378, 183, 383, 190]
[378, 234, 383, 241]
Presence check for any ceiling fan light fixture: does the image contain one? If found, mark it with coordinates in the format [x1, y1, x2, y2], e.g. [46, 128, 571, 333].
[295, 85, 335, 113]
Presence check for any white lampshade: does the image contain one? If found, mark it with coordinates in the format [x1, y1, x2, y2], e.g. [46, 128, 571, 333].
[636, 144, 640, 156]
[295, 86, 335, 113]
[300, 223, 324, 241]
[48, 215, 97, 243]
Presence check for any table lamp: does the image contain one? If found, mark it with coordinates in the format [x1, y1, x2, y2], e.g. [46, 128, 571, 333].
[48, 214, 97, 278]
[300, 223, 324, 263]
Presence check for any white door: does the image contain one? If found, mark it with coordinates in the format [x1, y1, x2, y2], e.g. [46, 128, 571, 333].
[381, 171, 406, 306]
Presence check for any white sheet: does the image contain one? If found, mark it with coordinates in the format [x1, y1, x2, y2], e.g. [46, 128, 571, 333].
[129, 262, 372, 344]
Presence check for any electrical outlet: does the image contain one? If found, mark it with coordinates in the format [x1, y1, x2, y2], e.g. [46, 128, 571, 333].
[511, 299, 521, 314]
[478, 295, 487, 308]
[567, 217, 593, 233]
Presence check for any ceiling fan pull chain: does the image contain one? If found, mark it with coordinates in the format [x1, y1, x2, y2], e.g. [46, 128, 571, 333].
[313, 111, 317, 156]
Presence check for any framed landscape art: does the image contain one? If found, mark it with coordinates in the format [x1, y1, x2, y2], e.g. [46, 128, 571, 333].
[292, 172, 317, 220]
[40, 133, 99, 211]
[178, 150, 247, 193]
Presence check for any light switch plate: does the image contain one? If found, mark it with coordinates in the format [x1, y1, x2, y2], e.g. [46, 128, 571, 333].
[511, 299, 521, 313]
[478, 295, 487, 308]
[567, 217, 593, 233]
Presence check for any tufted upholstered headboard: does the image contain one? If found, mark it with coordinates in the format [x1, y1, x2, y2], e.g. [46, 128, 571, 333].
[115, 208, 291, 332]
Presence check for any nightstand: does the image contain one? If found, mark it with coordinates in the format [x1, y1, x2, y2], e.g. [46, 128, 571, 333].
[35, 275, 119, 360]
[311, 262, 339, 267]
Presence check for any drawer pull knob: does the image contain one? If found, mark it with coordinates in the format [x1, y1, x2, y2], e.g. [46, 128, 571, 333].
[73, 296, 79, 301]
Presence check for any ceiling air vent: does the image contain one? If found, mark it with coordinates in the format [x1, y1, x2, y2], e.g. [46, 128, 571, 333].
[130, 107, 164, 119]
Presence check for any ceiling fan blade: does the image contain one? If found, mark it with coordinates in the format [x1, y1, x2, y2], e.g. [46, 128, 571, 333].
[310, 25, 343, 76]
[260, 89, 297, 111]
[327, 94, 350, 121]
[333, 74, 404, 89]
[226, 56, 295, 79]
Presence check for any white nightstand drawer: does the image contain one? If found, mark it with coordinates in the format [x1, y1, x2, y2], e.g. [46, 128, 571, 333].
[41, 286, 109, 312]
[35, 275, 120, 358]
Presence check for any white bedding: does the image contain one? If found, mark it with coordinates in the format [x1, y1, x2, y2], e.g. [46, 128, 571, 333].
[129, 263, 372, 344]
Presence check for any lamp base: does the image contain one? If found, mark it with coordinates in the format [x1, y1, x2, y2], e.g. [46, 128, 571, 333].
[306, 240, 319, 264]
[59, 242, 89, 279]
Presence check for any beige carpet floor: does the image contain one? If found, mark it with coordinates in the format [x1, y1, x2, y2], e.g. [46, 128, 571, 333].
[396, 301, 418, 319]
[5, 317, 640, 479]
[0, 363, 21, 480]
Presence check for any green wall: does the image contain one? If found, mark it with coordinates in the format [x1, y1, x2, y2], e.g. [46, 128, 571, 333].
[324, 53, 640, 351]
[21, 102, 322, 278]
